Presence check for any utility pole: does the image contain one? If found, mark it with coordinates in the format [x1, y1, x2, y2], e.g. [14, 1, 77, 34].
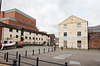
[0, 0, 2, 16]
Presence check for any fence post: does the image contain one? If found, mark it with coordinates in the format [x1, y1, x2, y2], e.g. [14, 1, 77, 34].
[16, 52, 18, 59]
[65, 62, 68, 66]
[13, 59, 17, 66]
[48, 48, 49, 52]
[25, 50, 27, 57]
[44, 48, 45, 53]
[6, 52, 8, 62]
[39, 49, 40, 54]
[32, 50, 34, 55]
[52, 48, 53, 52]
[18, 54, 21, 66]
[4, 53, 6, 60]
[36, 57, 39, 66]
[54, 47, 55, 51]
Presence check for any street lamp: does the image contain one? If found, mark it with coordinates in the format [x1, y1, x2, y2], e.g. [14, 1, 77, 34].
[0, 0, 2, 16]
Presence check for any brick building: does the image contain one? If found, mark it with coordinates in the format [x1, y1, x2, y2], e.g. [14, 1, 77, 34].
[89, 26, 100, 49]
[49, 34, 55, 45]
[0, 8, 38, 31]
[0, 8, 50, 45]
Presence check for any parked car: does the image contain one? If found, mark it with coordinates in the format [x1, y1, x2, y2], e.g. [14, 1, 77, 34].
[16, 44, 23, 48]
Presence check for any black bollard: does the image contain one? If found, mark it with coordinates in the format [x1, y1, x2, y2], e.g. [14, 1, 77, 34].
[36, 57, 39, 66]
[4, 53, 6, 60]
[6, 52, 8, 62]
[18, 54, 21, 66]
[48, 48, 49, 52]
[39, 49, 40, 54]
[65, 62, 68, 66]
[52, 48, 53, 52]
[44, 48, 45, 53]
[33, 50, 34, 55]
[61, 47, 63, 50]
[16, 52, 18, 59]
[25, 50, 27, 57]
[13, 59, 17, 66]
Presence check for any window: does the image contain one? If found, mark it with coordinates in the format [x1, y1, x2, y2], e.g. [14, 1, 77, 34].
[63, 24, 67, 29]
[77, 31, 81, 36]
[36, 38, 38, 40]
[30, 32, 31, 34]
[29, 37, 31, 39]
[64, 40, 67, 47]
[36, 34, 38, 36]
[16, 42, 18, 44]
[10, 34, 12, 37]
[33, 37, 34, 40]
[77, 40, 81, 47]
[16, 35, 18, 38]
[9, 28, 13, 32]
[16, 30, 18, 32]
[64, 32, 67, 36]
[25, 36, 27, 39]
[4, 41, 7, 44]
[48, 36, 49, 38]
[77, 23, 81, 28]
[41, 38, 43, 40]
[10, 41, 12, 43]
[39, 38, 40, 40]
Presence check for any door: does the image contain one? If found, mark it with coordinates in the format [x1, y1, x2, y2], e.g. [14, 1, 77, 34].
[64, 40, 67, 47]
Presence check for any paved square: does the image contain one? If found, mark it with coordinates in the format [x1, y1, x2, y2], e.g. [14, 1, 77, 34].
[52, 54, 72, 59]
[69, 61, 81, 65]
[0, 46, 100, 66]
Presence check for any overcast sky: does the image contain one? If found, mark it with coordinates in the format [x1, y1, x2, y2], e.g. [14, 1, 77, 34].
[1, 0, 100, 37]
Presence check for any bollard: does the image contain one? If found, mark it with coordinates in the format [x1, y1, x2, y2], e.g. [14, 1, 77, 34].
[16, 52, 18, 59]
[61, 47, 63, 50]
[18, 54, 21, 66]
[39, 49, 40, 54]
[54, 47, 56, 51]
[6, 52, 8, 62]
[48, 48, 49, 52]
[32, 50, 34, 55]
[52, 48, 53, 52]
[54, 47, 55, 51]
[13, 59, 17, 66]
[4, 53, 6, 60]
[44, 48, 45, 53]
[65, 62, 68, 66]
[25, 50, 27, 57]
[36, 57, 39, 66]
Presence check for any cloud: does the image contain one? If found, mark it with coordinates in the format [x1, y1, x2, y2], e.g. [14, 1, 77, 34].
[1, 0, 100, 37]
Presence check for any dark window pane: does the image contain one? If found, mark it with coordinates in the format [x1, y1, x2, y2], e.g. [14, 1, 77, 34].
[77, 32, 81, 36]
[25, 36, 27, 39]
[16, 30, 18, 32]
[77, 40, 81, 47]
[10, 34, 12, 37]
[64, 32, 67, 36]
[16, 35, 18, 38]
[29, 37, 31, 39]
[4, 41, 7, 44]
[33, 37, 34, 40]
[9, 28, 13, 32]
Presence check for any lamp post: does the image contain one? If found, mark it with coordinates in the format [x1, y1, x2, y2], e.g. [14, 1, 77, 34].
[0, 0, 2, 16]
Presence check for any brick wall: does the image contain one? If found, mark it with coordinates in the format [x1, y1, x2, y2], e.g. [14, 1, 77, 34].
[0, 11, 38, 31]
[89, 32, 100, 49]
